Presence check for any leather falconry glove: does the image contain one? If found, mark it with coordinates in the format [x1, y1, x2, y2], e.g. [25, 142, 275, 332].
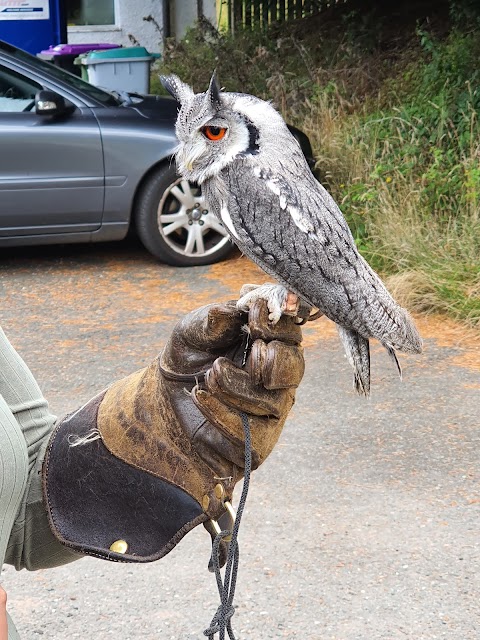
[42, 298, 304, 567]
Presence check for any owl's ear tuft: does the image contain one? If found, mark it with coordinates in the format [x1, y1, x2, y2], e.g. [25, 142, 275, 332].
[159, 75, 194, 105]
[205, 71, 222, 110]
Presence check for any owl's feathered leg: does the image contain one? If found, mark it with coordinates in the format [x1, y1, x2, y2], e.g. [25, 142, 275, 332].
[237, 283, 299, 324]
[337, 326, 371, 397]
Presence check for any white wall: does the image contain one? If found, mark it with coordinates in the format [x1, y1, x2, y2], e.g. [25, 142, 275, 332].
[68, 0, 164, 53]
[68, 0, 218, 52]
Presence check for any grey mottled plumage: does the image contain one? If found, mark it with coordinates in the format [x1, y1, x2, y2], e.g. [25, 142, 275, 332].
[160, 73, 423, 395]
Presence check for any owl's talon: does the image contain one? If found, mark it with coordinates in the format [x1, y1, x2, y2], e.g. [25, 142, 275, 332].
[268, 310, 282, 324]
[236, 283, 297, 326]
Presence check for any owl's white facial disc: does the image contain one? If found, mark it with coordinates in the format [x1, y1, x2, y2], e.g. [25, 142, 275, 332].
[167, 77, 263, 184]
[162, 74, 289, 184]
[175, 109, 254, 184]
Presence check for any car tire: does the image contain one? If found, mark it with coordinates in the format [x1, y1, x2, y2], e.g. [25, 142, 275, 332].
[135, 164, 233, 267]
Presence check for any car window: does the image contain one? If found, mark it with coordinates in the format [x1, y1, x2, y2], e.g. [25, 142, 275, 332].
[0, 41, 120, 107]
[0, 65, 41, 112]
[23, 54, 121, 106]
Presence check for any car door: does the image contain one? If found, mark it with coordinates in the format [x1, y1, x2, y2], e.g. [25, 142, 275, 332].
[0, 61, 104, 238]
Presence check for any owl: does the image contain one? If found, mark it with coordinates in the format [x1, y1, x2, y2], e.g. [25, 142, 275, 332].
[160, 73, 422, 395]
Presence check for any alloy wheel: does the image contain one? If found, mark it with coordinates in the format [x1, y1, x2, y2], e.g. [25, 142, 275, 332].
[157, 178, 230, 258]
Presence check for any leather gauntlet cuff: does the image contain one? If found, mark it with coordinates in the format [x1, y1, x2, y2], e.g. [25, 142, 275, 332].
[42, 389, 208, 563]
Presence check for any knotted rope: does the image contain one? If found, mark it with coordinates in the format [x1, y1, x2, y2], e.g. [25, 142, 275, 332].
[204, 412, 252, 640]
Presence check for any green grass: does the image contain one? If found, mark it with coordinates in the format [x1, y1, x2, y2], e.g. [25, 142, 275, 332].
[155, 11, 480, 327]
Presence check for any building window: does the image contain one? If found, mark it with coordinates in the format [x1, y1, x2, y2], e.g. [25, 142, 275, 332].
[67, 0, 115, 26]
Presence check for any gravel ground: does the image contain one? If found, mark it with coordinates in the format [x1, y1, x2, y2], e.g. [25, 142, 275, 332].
[1, 240, 479, 640]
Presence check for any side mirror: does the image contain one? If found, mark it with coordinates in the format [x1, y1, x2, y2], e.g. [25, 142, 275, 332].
[35, 90, 67, 116]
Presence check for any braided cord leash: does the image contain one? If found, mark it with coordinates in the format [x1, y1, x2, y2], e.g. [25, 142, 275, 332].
[204, 411, 252, 640]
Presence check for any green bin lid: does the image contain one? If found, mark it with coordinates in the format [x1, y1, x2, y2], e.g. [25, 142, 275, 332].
[86, 46, 158, 61]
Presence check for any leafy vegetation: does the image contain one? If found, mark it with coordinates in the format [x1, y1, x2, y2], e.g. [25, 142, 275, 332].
[155, 5, 480, 326]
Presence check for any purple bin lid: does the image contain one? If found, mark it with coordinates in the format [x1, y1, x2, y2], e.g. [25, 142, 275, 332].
[40, 43, 119, 56]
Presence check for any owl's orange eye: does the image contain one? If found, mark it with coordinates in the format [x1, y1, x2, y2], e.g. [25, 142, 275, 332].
[202, 126, 227, 141]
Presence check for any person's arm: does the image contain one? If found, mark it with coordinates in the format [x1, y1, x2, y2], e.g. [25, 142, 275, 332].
[0, 587, 8, 640]
[0, 325, 79, 572]
[2, 294, 303, 572]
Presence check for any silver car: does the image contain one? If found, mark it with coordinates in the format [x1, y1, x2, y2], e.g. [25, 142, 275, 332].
[0, 40, 315, 266]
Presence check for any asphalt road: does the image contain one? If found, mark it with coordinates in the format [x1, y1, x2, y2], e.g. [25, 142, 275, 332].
[1, 240, 479, 640]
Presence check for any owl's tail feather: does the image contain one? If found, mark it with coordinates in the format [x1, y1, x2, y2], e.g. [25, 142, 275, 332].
[385, 345, 402, 380]
[337, 326, 371, 397]
[358, 255, 423, 355]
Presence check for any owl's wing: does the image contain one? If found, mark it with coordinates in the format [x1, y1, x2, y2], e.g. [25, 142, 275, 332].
[224, 155, 379, 326]
[223, 153, 422, 356]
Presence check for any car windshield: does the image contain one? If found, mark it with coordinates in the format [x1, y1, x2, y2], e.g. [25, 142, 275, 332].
[0, 40, 121, 106]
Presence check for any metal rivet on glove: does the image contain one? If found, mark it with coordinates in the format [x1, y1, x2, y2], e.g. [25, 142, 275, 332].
[109, 539, 128, 554]
[214, 483, 225, 499]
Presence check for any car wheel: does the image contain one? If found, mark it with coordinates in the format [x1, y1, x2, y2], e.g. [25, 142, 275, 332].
[135, 164, 232, 266]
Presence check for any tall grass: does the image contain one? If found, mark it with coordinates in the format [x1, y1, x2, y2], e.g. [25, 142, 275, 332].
[298, 32, 480, 326]
[157, 16, 480, 327]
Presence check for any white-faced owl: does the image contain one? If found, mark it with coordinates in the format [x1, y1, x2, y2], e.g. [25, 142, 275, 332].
[161, 73, 422, 395]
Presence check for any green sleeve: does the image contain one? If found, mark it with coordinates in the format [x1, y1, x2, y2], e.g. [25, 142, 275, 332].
[0, 326, 80, 571]
[5, 435, 80, 571]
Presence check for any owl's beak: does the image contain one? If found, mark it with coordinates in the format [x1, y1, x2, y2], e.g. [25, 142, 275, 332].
[175, 149, 194, 174]
[180, 152, 200, 174]
[177, 142, 204, 178]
